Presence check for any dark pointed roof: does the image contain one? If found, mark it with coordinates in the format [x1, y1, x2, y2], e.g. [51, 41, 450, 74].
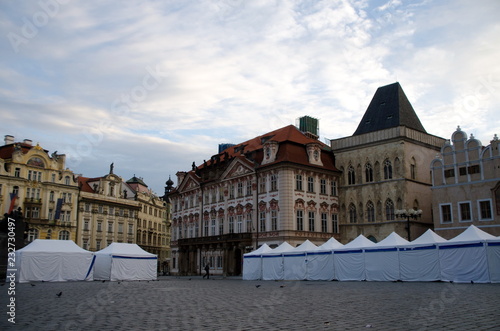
[126, 175, 148, 187]
[353, 82, 427, 136]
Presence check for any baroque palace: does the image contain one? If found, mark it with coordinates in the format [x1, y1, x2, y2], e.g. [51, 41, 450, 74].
[169, 82, 500, 276]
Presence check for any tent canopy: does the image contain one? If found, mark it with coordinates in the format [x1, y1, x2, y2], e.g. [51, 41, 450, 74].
[316, 237, 344, 250]
[19, 239, 91, 253]
[244, 243, 272, 257]
[375, 232, 409, 248]
[447, 225, 498, 243]
[95, 243, 157, 257]
[410, 229, 447, 246]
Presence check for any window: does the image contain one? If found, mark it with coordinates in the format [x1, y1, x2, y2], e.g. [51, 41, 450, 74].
[229, 184, 235, 199]
[349, 204, 357, 223]
[219, 187, 225, 202]
[296, 210, 304, 231]
[128, 224, 134, 235]
[246, 180, 252, 196]
[108, 222, 114, 233]
[307, 177, 314, 192]
[270, 174, 277, 191]
[365, 163, 373, 183]
[84, 219, 89, 231]
[98, 205, 103, 214]
[440, 204, 453, 223]
[211, 219, 216, 235]
[385, 200, 395, 221]
[367, 201, 375, 222]
[332, 214, 338, 233]
[31, 207, 40, 219]
[83, 239, 89, 250]
[228, 216, 234, 233]
[118, 223, 123, 233]
[348, 166, 355, 185]
[246, 215, 253, 232]
[458, 202, 472, 222]
[296, 174, 303, 191]
[27, 228, 38, 242]
[237, 215, 243, 233]
[14, 168, 20, 177]
[96, 240, 102, 251]
[410, 161, 416, 180]
[65, 176, 70, 185]
[321, 213, 328, 232]
[84, 203, 90, 212]
[468, 165, 480, 174]
[444, 169, 455, 178]
[271, 210, 278, 231]
[52, 174, 56, 182]
[384, 160, 393, 180]
[308, 211, 315, 231]
[58, 230, 70, 240]
[478, 200, 493, 221]
[259, 212, 266, 232]
[320, 179, 327, 195]
[204, 220, 209, 236]
[237, 182, 243, 197]
[331, 180, 337, 196]
[97, 221, 102, 232]
[219, 217, 224, 234]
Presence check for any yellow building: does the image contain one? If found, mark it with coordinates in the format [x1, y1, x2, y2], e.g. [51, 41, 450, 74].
[127, 175, 170, 269]
[77, 169, 140, 251]
[0, 135, 80, 243]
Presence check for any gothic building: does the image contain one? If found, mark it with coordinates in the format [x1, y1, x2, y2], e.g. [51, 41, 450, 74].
[169, 121, 341, 276]
[431, 127, 500, 237]
[330, 82, 447, 242]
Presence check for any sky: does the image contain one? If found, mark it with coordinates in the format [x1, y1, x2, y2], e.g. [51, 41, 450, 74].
[1, 0, 499, 195]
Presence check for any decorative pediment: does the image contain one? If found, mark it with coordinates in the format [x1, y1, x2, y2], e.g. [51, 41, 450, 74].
[221, 159, 254, 180]
[177, 174, 200, 193]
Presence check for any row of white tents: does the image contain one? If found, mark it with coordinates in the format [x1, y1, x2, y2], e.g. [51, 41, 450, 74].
[15, 240, 157, 283]
[243, 225, 500, 283]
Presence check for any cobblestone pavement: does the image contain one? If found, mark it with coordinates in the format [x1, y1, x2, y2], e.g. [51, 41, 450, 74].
[1, 276, 499, 331]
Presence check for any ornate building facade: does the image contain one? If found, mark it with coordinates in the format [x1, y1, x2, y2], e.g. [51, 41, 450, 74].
[431, 127, 500, 237]
[0, 135, 80, 243]
[169, 122, 341, 276]
[77, 168, 140, 251]
[330, 83, 447, 243]
[127, 175, 170, 268]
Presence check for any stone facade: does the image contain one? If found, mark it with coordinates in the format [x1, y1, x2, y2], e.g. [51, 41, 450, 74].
[0, 136, 80, 243]
[169, 124, 341, 276]
[430, 126, 500, 238]
[331, 127, 446, 242]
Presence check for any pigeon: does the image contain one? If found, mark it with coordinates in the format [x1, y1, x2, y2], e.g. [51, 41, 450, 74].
[280, 285, 285, 288]
[324, 322, 330, 325]
[255, 285, 261, 288]
[56, 292, 62, 297]
[102, 280, 106, 283]
[31, 283, 36, 287]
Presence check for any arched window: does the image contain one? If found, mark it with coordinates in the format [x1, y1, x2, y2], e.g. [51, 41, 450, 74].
[385, 199, 395, 221]
[349, 203, 357, 223]
[366, 201, 375, 222]
[384, 159, 393, 179]
[348, 165, 356, 185]
[58, 230, 70, 240]
[410, 157, 416, 180]
[365, 163, 373, 183]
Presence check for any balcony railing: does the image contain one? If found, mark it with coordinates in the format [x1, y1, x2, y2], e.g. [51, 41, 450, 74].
[177, 232, 252, 246]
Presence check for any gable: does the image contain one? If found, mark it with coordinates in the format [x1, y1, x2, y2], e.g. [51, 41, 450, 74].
[221, 158, 255, 180]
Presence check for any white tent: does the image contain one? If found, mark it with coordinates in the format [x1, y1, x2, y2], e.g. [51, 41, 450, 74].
[439, 225, 497, 283]
[262, 242, 294, 281]
[283, 240, 318, 280]
[306, 238, 344, 281]
[15, 239, 95, 283]
[242, 244, 272, 280]
[94, 243, 157, 281]
[399, 229, 447, 282]
[364, 232, 409, 281]
[334, 235, 376, 281]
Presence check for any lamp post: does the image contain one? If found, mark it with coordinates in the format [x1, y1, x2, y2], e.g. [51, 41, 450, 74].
[395, 208, 422, 241]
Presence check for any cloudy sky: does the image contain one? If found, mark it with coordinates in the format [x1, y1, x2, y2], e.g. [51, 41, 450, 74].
[1, 0, 499, 194]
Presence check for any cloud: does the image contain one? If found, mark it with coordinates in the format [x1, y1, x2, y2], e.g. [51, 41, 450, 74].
[1, 0, 499, 193]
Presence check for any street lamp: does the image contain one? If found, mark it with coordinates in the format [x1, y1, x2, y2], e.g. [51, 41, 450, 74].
[395, 208, 422, 241]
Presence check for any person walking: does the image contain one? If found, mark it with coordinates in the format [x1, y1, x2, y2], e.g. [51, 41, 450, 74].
[203, 264, 210, 279]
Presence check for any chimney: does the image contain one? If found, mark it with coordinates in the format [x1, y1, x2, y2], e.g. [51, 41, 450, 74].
[23, 139, 33, 146]
[4, 135, 14, 145]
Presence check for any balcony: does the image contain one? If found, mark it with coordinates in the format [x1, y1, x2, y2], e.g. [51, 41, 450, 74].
[177, 232, 252, 246]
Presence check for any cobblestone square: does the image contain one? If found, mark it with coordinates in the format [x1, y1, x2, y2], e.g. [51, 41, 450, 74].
[2, 277, 499, 331]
